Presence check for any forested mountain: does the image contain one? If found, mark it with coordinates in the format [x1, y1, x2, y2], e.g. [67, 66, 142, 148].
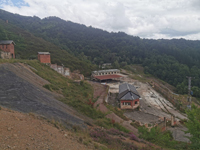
[1, 9, 200, 97]
[0, 11, 96, 75]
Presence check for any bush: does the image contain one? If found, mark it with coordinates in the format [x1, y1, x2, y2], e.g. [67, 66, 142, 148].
[90, 129, 137, 150]
[106, 128, 129, 137]
[138, 126, 189, 149]
[130, 121, 141, 129]
[106, 105, 129, 121]
[95, 118, 130, 133]
[43, 84, 59, 91]
[130, 133, 139, 142]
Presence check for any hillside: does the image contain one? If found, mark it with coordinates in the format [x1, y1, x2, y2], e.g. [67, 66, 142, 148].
[0, 107, 94, 150]
[0, 62, 95, 128]
[1, 9, 200, 97]
[0, 15, 96, 75]
[0, 60, 161, 150]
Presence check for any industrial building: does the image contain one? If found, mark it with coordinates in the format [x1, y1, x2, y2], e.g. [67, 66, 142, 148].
[38, 52, 51, 64]
[118, 83, 140, 109]
[91, 69, 122, 81]
[0, 40, 15, 59]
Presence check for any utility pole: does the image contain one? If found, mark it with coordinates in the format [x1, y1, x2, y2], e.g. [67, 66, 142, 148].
[186, 76, 192, 109]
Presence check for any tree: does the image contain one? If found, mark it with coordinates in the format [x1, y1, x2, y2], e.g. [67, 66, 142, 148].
[185, 104, 200, 149]
[113, 60, 120, 69]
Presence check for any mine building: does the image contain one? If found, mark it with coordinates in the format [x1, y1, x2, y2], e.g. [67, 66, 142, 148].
[118, 83, 140, 109]
[38, 52, 51, 64]
[91, 69, 122, 82]
[0, 40, 15, 59]
[50, 64, 71, 77]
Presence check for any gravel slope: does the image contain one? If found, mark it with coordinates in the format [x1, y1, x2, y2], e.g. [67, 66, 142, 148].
[0, 63, 87, 129]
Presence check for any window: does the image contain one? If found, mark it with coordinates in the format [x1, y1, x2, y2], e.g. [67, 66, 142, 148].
[6, 45, 7, 49]
[123, 102, 131, 105]
[2, 45, 4, 48]
[135, 101, 138, 104]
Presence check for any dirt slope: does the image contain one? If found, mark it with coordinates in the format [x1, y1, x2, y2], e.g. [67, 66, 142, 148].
[0, 63, 89, 129]
[0, 107, 93, 150]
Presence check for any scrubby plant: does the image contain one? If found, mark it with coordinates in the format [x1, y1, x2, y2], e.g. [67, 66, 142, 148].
[90, 129, 137, 150]
[95, 118, 130, 133]
[138, 126, 189, 149]
[130, 133, 139, 142]
[106, 128, 129, 137]
[106, 104, 129, 121]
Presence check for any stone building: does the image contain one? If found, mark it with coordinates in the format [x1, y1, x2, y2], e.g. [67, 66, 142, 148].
[38, 52, 51, 64]
[0, 40, 15, 59]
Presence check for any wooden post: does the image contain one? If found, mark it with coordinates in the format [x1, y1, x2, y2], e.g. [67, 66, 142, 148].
[171, 115, 175, 127]
[164, 117, 166, 130]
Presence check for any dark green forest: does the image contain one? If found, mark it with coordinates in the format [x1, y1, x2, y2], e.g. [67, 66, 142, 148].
[0, 11, 96, 75]
[1, 9, 200, 97]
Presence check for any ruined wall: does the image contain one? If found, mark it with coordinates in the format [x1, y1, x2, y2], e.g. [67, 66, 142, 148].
[50, 64, 71, 77]
[0, 51, 12, 59]
[71, 72, 84, 80]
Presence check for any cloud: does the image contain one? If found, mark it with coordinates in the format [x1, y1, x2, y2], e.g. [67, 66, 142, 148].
[1, 0, 200, 40]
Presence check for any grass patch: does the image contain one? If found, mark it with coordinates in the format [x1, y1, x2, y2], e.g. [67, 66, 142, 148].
[90, 128, 152, 150]
[138, 126, 189, 150]
[106, 104, 129, 121]
[24, 60, 107, 120]
[95, 118, 130, 133]
[130, 121, 141, 129]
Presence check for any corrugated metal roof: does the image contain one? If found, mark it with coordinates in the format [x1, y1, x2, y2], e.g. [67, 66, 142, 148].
[118, 83, 140, 100]
[38, 52, 50, 55]
[0, 40, 15, 45]
[94, 74, 122, 80]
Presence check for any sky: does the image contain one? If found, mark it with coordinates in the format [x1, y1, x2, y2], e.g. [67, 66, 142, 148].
[1, 0, 200, 40]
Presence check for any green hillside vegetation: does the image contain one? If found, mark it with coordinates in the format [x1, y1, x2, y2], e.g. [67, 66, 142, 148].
[0, 18, 96, 75]
[0, 59, 129, 133]
[1, 9, 200, 98]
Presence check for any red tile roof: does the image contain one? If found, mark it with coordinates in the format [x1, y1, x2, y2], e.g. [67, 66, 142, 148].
[94, 75, 123, 80]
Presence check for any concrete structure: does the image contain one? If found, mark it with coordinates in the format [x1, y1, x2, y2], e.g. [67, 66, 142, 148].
[51, 64, 84, 80]
[118, 83, 140, 109]
[91, 69, 122, 81]
[102, 63, 112, 69]
[71, 71, 84, 80]
[0, 40, 15, 59]
[50, 64, 70, 77]
[38, 52, 51, 64]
